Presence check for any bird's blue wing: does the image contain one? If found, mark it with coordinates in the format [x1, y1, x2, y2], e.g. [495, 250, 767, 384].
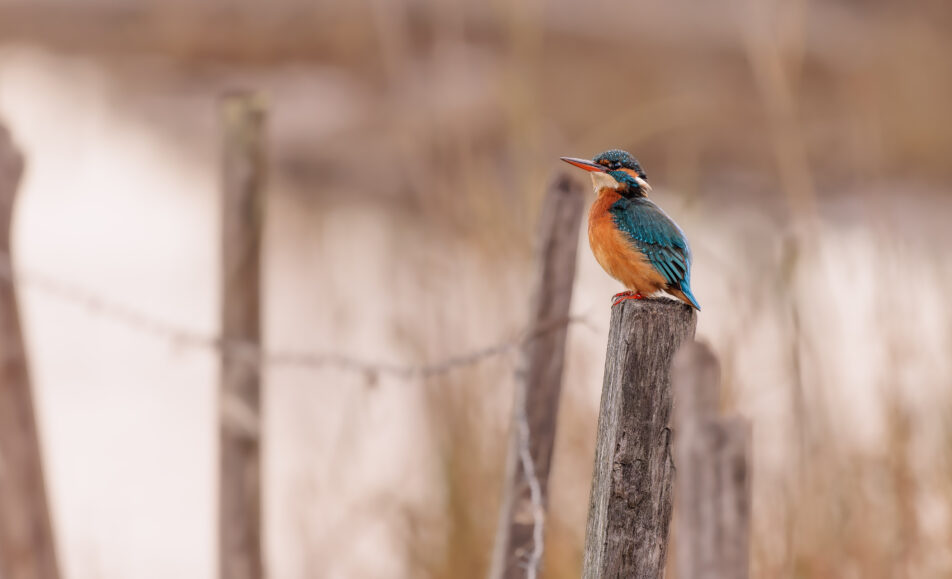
[609, 197, 700, 309]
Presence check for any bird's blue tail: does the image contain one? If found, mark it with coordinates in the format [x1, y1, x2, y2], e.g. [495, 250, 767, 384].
[679, 282, 701, 310]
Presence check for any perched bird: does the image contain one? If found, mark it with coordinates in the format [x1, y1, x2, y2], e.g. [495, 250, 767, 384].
[561, 149, 700, 310]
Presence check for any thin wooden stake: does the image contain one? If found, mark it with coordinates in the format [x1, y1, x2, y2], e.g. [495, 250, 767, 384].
[490, 174, 585, 579]
[672, 341, 750, 579]
[0, 123, 61, 579]
[219, 92, 266, 579]
[582, 298, 696, 579]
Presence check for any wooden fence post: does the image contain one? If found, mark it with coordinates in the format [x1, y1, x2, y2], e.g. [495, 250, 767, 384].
[672, 341, 750, 579]
[582, 299, 696, 579]
[0, 123, 61, 579]
[219, 92, 266, 579]
[490, 175, 585, 579]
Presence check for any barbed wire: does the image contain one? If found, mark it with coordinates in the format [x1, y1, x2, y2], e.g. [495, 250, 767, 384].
[516, 406, 546, 579]
[0, 251, 592, 380]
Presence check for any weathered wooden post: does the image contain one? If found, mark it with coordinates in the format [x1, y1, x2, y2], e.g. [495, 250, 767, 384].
[672, 341, 750, 579]
[582, 299, 696, 579]
[0, 122, 61, 579]
[219, 92, 266, 579]
[490, 174, 585, 579]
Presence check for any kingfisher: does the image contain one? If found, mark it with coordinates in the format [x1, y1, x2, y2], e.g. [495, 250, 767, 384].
[561, 149, 700, 310]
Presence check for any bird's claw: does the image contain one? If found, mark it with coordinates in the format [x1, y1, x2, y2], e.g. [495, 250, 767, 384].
[612, 291, 644, 307]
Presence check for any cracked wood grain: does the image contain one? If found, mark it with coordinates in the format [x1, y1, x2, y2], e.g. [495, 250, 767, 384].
[583, 298, 696, 579]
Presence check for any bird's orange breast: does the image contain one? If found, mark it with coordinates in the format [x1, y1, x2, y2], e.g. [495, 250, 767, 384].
[588, 189, 667, 294]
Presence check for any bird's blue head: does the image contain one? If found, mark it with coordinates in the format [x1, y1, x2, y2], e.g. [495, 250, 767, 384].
[560, 149, 651, 197]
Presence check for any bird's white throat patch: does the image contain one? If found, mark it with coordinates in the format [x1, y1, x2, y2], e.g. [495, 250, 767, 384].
[590, 171, 620, 192]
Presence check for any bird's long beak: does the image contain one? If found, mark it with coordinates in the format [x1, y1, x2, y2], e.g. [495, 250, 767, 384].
[560, 157, 606, 173]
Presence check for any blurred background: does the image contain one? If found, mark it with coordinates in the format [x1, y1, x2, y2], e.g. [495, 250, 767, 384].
[0, 0, 951, 577]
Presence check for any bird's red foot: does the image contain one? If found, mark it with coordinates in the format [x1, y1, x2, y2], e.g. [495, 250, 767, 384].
[612, 291, 644, 307]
